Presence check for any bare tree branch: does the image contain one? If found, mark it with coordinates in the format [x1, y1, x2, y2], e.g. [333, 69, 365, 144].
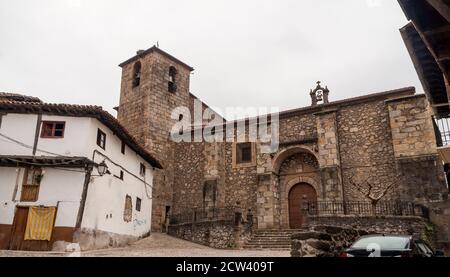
[346, 172, 403, 203]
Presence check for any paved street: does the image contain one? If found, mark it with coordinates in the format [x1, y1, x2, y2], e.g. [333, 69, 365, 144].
[0, 233, 290, 257]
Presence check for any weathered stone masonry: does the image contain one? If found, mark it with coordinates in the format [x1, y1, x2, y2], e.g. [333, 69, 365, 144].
[169, 89, 448, 230]
[116, 47, 448, 233]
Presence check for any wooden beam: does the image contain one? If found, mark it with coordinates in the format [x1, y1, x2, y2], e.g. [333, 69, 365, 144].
[424, 24, 450, 36]
[426, 0, 450, 23]
[400, 24, 436, 102]
[413, 21, 450, 83]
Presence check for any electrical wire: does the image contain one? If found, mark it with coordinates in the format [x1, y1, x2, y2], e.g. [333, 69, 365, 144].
[93, 150, 153, 199]
[0, 132, 64, 157]
[6, 157, 87, 167]
[0, 131, 153, 199]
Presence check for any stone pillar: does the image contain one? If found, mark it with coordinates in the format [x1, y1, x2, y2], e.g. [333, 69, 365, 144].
[256, 173, 277, 229]
[314, 109, 343, 201]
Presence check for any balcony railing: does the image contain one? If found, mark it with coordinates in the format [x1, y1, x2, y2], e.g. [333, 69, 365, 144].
[434, 116, 450, 147]
[306, 201, 426, 217]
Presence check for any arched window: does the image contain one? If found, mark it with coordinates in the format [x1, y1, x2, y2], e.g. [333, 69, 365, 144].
[168, 66, 177, 93]
[132, 61, 142, 88]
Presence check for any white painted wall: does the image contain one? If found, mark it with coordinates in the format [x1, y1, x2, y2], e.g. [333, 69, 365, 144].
[0, 167, 85, 227]
[0, 113, 38, 156]
[0, 112, 155, 239]
[81, 118, 154, 237]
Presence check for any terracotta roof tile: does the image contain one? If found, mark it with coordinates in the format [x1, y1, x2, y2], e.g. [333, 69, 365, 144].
[0, 100, 162, 169]
[0, 92, 42, 103]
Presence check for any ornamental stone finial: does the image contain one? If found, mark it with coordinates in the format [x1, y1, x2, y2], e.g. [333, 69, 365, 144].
[310, 81, 330, 106]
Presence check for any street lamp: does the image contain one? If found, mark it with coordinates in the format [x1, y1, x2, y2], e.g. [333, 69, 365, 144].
[97, 161, 108, 176]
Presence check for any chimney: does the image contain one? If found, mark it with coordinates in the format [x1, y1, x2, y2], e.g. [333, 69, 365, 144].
[136, 49, 145, 55]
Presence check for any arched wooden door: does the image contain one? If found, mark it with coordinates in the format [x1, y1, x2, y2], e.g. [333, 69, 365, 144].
[288, 183, 317, 229]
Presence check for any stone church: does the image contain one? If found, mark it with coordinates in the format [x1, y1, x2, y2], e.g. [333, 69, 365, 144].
[116, 46, 448, 232]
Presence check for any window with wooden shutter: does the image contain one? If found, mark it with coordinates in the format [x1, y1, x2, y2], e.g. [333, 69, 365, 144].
[20, 168, 42, 202]
[237, 143, 252, 163]
[232, 142, 256, 168]
[40, 121, 65, 138]
[97, 129, 106, 149]
[140, 163, 146, 177]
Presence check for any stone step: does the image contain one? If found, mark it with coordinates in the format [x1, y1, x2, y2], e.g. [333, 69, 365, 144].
[252, 235, 294, 238]
[244, 245, 291, 249]
[249, 237, 291, 240]
[249, 237, 291, 242]
[243, 229, 299, 251]
[243, 245, 291, 250]
[247, 240, 291, 245]
[253, 233, 293, 237]
[245, 241, 291, 245]
[251, 238, 292, 241]
[253, 232, 295, 235]
[252, 235, 293, 238]
[255, 230, 296, 232]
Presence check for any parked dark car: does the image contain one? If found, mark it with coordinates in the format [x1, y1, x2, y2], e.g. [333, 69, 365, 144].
[341, 235, 445, 257]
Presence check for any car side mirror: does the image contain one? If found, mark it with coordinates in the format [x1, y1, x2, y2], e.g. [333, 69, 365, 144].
[435, 250, 445, 257]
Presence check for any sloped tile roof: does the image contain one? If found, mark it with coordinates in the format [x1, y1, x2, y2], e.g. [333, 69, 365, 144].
[0, 99, 162, 169]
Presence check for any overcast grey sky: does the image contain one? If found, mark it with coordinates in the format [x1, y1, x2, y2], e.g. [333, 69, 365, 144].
[0, 0, 420, 117]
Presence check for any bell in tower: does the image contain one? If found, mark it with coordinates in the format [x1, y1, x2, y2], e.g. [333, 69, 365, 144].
[310, 81, 330, 106]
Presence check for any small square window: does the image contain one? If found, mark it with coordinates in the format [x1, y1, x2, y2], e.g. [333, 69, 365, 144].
[237, 143, 252, 164]
[140, 163, 146, 177]
[114, 170, 124, 180]
[136, 197, 142, 212]
[41, 121, 65, 138]
[121, 141, 126, 154]
[97, 129, 106, 149]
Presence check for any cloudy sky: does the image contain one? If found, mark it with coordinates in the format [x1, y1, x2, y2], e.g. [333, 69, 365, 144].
[0, 0, 419, 118]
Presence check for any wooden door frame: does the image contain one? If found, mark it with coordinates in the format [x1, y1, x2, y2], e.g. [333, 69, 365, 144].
[288, 183, 317, 229]
[9, 205, 59, 251]
[8, 206, 29, 250]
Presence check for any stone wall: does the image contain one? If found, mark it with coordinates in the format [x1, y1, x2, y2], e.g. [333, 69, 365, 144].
[168, 219, 252, 249]
[306, 215, 428, 235]
[338, 99, 398, 201]
[386, 94, 447, 202]
[169, 88, 447, 230]
[72, 228, 144, 251]
[292, 215, 430, 257]
[118, 50, 193, 231]
[168, 220, 235, 249]
[291, 226, 369, 257]
[429, 201, 450, 255]
[387, 95, 437, 158]
[117, 47, 447, 233]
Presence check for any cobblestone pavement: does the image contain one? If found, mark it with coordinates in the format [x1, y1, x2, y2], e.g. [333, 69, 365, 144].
[0, 233, 291, 257]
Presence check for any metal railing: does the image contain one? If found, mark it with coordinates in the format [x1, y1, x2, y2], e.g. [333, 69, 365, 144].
[434, 116, 450, 147]
[170, 207, 236, 225]
[306, 201, 425, 217]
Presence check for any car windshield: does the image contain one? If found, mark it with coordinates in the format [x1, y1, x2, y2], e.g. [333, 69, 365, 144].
[351, 236, 410, 250]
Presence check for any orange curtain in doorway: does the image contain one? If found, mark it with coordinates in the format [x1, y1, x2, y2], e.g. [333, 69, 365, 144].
[24, 207, 56, 241]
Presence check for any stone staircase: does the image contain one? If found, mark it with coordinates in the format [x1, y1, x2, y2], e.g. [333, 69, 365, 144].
[243, 229, 303, 251]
